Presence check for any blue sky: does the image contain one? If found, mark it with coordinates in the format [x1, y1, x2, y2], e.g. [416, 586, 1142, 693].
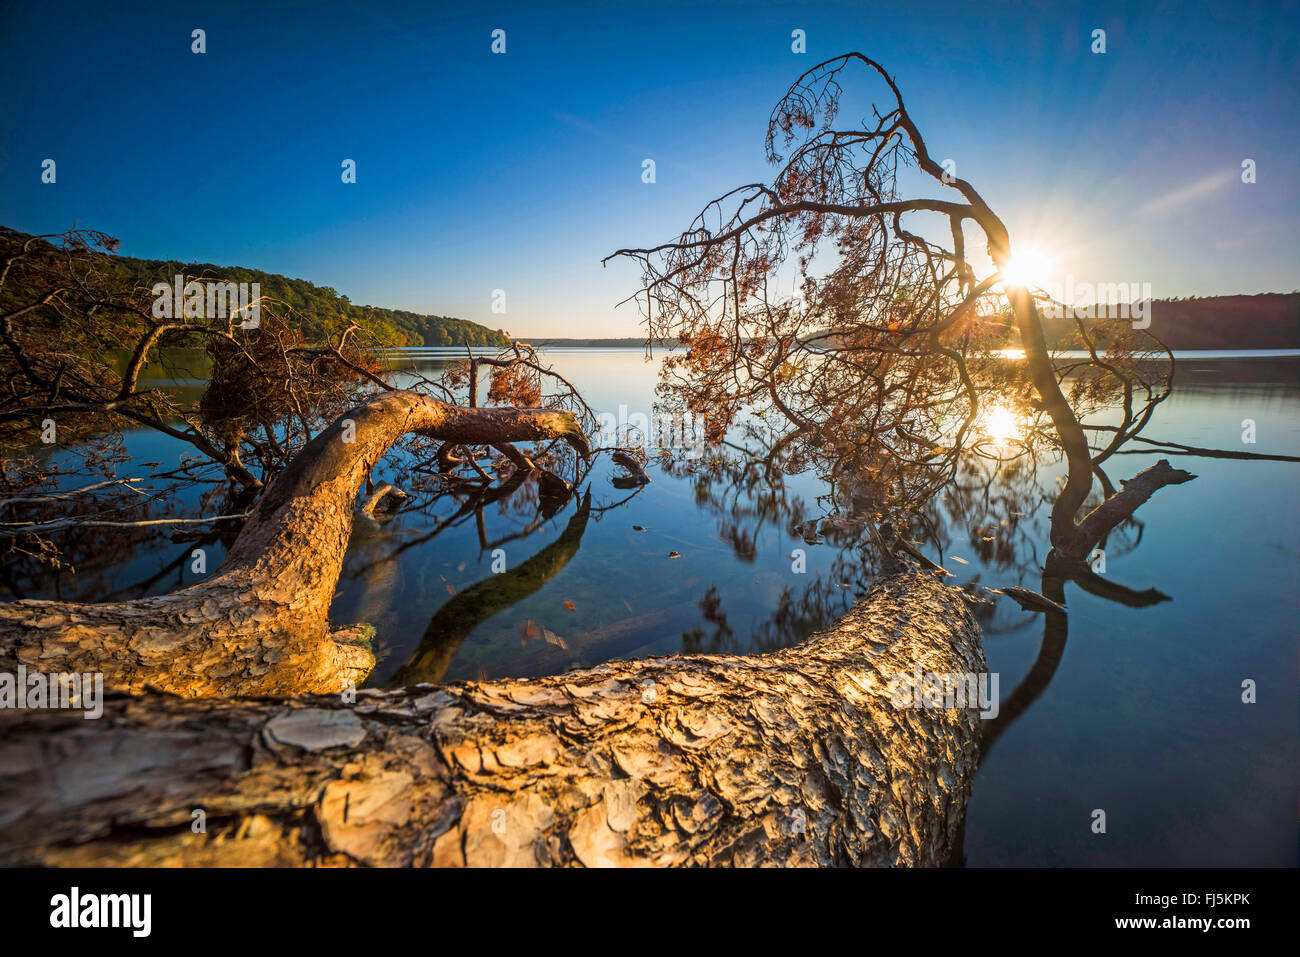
[2, 0, 1296, 336]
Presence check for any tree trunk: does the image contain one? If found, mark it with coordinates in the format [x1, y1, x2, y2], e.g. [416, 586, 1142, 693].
[0, 391, 589, 697]
[0, 570, 984, 867]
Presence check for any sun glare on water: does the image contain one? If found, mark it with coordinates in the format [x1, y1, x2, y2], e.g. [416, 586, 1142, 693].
[979, 404, 1023, 445]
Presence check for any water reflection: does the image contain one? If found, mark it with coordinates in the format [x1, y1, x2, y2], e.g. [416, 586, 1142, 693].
[5, 349, 1296, 864]
[390, 489, 593, 686]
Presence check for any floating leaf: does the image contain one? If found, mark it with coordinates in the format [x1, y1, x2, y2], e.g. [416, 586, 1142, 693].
[520, 619, 540, 644]
[563, 600, 577, 611]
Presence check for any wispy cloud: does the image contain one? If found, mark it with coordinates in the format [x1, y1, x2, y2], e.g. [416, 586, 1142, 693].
[1139, 170, 1236, 218]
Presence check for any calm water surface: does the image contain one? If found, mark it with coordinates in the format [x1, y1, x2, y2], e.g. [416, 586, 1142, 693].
[13, 348, 1298, 866]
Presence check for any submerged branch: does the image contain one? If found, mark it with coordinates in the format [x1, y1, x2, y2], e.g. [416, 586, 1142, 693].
[0, 391, 591, 697]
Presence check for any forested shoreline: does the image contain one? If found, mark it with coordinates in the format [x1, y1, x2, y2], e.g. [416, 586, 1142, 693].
[0, 226, 509, 348]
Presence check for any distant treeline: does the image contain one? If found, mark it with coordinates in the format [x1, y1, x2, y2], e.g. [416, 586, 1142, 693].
[1041, 293, 1300, 350]
[124, 257, 510, 348]
[1, 227, 509, 348]
[540, 298, 1300, 350]
[11, 229, 1291, 351]
[379, 308, 508, 347]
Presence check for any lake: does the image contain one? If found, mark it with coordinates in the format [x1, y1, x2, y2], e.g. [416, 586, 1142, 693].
[10, 347, 1297, 866]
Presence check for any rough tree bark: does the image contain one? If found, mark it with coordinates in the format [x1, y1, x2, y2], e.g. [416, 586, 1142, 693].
[0, 570, 984, 867]
[0, 391, 589, 697]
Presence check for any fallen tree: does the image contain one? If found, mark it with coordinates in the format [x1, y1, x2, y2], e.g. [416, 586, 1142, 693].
[0, 51, 1204, 870]
[0, 390, 589, 697]
[0, 569, 983, 867]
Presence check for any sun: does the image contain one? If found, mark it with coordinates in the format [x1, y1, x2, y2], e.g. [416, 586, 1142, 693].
[999, 247, 1055, 290]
